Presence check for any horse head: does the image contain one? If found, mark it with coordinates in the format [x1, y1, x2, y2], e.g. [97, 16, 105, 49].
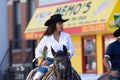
[51, 45, 72, 80]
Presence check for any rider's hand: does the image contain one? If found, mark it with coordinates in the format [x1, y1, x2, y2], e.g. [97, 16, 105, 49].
[41, 60, 48, 66]
[109, 70, 119, 78]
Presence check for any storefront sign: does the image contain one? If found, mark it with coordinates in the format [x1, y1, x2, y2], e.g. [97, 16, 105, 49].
[25, 0, 118, 39]
[107, 0, 120, 30]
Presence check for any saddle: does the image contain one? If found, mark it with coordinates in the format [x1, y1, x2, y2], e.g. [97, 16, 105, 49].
[42, 64, 54, 80]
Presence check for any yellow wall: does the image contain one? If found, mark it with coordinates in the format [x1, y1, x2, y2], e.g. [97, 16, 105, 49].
[71, 33, 105, 74]
[71, 35, 82, 74]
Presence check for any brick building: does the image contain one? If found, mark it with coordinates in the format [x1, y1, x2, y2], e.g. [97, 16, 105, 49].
[7, 0, 39, 69]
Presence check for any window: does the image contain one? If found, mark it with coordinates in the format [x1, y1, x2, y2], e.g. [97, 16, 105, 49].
[84, 39, 95, 54]
[82, 36, 96, 73]
[27, 0, 35, 21]
[26, 0, 35, 48]
[13, 1, 21, 49]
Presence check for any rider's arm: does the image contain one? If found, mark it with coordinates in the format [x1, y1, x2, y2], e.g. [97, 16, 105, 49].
[103, 56, 119, 77]
[35, 36, 46, 59]
[103, 43, 113, 73]
[103, 56, 112, 74]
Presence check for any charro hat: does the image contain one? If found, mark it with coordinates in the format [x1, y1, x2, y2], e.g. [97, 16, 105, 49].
[113, 28, 120, 37]
[44, 14, 69, 26]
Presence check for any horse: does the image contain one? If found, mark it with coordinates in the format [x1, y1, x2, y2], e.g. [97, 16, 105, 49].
[26, 45, 81, 80]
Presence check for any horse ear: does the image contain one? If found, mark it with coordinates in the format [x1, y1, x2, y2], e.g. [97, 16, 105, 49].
[63, 45, 67, 54]
[51, 46, 56, 57]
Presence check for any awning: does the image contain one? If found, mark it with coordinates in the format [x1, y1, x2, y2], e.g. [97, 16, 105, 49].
[24, 0, 119, 40]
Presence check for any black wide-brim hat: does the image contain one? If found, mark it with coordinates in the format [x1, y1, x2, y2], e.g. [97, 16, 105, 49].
[113, 28, 120, 37]
[44, 14, 69, 26]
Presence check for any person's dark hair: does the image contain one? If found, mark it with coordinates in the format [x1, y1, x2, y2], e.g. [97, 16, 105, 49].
[43, 23, 56, 36]
[39, 23, 56, 41]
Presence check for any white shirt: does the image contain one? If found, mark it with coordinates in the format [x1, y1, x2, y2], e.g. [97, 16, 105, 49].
[35, 31, 74, 59]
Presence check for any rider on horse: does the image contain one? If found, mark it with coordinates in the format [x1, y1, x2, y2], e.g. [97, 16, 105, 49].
[33, 14, 74, 80]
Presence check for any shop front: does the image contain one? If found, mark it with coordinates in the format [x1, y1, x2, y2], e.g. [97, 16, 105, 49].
[24, 0, 120, 74]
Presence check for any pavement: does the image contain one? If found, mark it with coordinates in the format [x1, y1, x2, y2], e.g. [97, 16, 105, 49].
[80, 74, 101, 80]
